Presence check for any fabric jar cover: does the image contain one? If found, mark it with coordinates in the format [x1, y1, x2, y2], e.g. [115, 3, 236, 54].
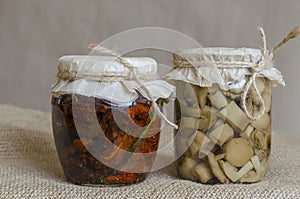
[165, 47, 285, 91]
[52, 55, 176, 104]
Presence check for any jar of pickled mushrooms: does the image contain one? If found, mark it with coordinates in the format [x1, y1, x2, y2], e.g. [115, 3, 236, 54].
[165, 47, 285, 184]
[51, 55, 175, 186]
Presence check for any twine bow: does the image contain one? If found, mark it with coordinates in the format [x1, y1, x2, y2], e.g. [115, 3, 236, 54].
[242, 25, 300, 120]
[88, 44, 179, 129]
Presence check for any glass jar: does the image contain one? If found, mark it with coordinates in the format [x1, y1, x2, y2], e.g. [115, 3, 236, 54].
[51, 56, 175, 186]
[166, 48, 284, 184]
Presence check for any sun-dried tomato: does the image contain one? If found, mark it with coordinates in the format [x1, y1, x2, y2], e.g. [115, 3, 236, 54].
[52, 94, 161, 186]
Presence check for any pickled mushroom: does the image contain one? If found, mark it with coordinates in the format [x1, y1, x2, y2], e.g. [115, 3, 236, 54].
[223, 138, 253, 167]
[191, 162, 214, 183]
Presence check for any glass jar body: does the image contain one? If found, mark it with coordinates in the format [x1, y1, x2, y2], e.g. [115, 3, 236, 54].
[175, 77, 272, 184]
[51, 93, 161, 186]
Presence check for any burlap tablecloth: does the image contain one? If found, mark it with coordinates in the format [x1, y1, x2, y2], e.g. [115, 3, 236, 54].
[0, 105, 299, 199]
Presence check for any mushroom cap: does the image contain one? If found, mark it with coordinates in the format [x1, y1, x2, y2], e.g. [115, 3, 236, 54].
[223, 138, 254, 167]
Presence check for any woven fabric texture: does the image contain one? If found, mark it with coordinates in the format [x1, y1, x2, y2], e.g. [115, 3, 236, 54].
[0, 105, 300, 199]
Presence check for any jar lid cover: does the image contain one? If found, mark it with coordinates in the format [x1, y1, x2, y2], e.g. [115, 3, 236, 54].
[53, 56, 175, 104]
[165, 47, 284, 90]
[174, 47, 262, 66]
[57, 55, 157, 81]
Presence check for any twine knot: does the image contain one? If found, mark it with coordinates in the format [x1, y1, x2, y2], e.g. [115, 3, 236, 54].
[243, 25, 300, 120]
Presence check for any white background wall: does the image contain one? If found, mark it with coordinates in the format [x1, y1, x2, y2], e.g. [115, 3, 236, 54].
[0, 0, 299, 135]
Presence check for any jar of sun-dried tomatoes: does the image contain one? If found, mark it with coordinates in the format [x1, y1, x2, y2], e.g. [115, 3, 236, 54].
[51, 55, 175, 186]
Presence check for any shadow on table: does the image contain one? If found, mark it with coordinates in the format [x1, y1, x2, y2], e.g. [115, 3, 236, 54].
[152, 153, 179, 178]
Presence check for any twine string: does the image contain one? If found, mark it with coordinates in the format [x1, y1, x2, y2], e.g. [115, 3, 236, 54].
[173, 25, 300, 120]
[57, 71, 160, 82]
[241, 27, 268, 120]
[56, 25, 300, 122]
[242, 25, 300, 120]
[271, 25, 300, 53]
[88, 44, 178, 129]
